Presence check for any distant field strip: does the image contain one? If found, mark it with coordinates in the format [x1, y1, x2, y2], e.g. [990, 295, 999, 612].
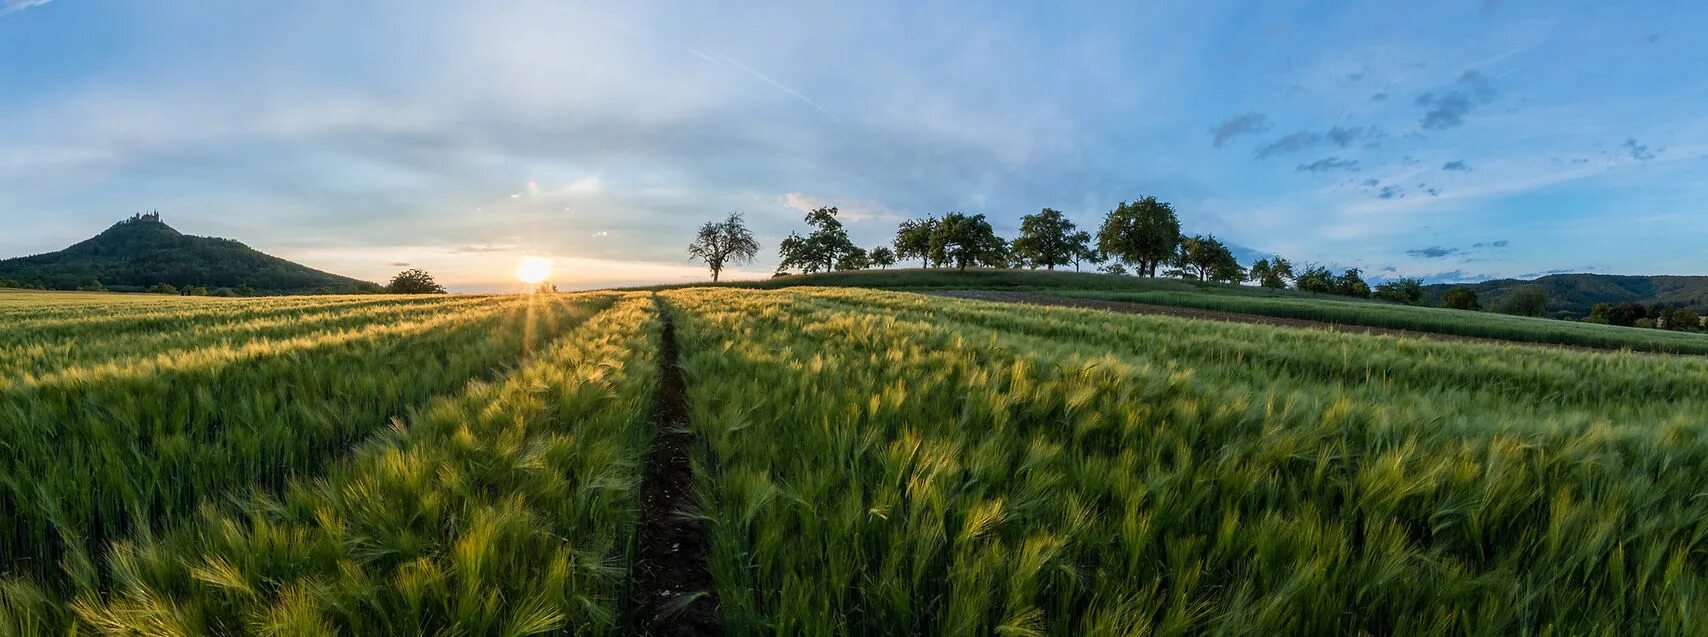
[0, 293, 613, 591]
[824, 290, 1708, 412]
[666, 287, 1708, 635]
[0, 295, 497, 377]
[1054, 288, 1708, 354]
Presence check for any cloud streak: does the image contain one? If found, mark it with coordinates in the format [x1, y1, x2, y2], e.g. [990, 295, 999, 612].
[1416, 70, 1497, 130]
[0, 0, 54, 16]
[1210, 112, 1271, 148]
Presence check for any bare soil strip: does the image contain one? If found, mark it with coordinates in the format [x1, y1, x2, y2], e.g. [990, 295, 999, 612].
[931, 289, 1609, 352]
[627, 300, 722, 636]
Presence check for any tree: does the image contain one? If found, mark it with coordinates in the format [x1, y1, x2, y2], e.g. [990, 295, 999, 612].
[1294, 265, 1336, 294]
[1098, 262, 1128, 275]
[686, 212, 760, 282]
[1496, 285, 1548, 317]
[1247, 256, 1295, 289]
[1334, 269, 1371, 298]
[1096, 196, 1181, 277]
[837, 247, 871, 271]
[1443, 286, 1482, 311]
[1373, 277, 1425, 305]
[893, 216, 939, 268]
[1069, 231, 1097, 271]
[929, 212, 1009, 271]
[78, 280, 105, 292]
[778, 206, 860, 274]
[1011, 208, 1084, 270]
[868, 246, 897, 269]
[185, 286, 209, 296]
[147, 283, 178, 295]
[1663, 308, 1701, 331]
[1174, 234, 1243, 283]
[386, 269, 446, 294]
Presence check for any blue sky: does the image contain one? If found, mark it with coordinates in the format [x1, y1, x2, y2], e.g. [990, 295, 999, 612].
[3, 1, 1706, 291]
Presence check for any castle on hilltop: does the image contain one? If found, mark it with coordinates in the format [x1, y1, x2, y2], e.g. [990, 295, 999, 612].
[126, 211, 162, 223]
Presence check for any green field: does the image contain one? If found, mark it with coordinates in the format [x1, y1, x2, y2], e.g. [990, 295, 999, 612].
[652, 269, 1708, 355]
[2, 287, 1706, 635]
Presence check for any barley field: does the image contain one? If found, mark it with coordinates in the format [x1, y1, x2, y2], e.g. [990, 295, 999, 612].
[2, 287, 1705, 635]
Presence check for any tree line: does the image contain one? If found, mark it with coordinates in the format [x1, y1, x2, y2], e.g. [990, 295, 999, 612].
[689, 197, 1342, 292]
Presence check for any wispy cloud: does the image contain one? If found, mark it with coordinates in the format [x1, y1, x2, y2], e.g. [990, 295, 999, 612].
[1210, 112, 1271, 148]
[710, 53, 842, 122]
[0, 0, 55, 16]
[1407, 246, 1459, 258]
[1297, 157, 1359, 172]
[1416, 70, 1497, 130]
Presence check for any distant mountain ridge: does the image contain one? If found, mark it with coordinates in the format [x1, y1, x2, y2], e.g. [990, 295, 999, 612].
[0, 214, 379, 294]
[1422, 273, 1708, 317]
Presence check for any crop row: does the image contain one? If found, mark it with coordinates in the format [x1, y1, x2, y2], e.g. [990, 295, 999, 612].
[5, 293, 663, 635]
[1059, 288, 1708, 355]
[0, 293, 614, 591]
[665, 287, 1708, 635]
[0, 295, 498, 378]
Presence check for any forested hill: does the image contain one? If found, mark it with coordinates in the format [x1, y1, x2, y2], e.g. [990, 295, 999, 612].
[0, 214, 379, 294]
[1422, 273, 1708, 317]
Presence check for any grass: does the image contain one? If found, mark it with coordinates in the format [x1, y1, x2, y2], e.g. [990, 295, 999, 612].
[665, 287, 1708, 635]
[7, 283, 1708, 634]
[0, 293, 659, 635]
[636, 268, 1708, 355]
[1056, 288, 1708, 355]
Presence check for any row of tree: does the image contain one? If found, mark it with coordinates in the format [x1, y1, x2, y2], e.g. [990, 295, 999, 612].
[688, 198, 1253, 283]
[683, 201, 1706, 329]
[1587, 301, 1703, 330]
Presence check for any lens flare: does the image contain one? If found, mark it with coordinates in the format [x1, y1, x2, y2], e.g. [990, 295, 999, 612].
[515, 257, 553, 284]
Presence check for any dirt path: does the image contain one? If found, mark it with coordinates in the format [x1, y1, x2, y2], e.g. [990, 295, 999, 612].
[930, 290, 1606, 352]
[627, 300, 721, 636]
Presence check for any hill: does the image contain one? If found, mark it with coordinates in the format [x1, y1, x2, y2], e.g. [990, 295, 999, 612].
[1422, 273, 1708, 318]
[0, 214, 379, 294]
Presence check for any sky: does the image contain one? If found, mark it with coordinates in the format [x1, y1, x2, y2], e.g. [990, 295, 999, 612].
[3, 1, 1707, 292]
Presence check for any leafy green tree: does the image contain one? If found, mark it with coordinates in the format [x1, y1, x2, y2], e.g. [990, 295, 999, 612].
[185, 286, 209, 296]
[1443, 286, 1482, 311]
[778, 206, 860, 274]
[386, 269, 446, 294]
[1294, 265, 1336, 294]
[929, 212, 1009, 271]
[1069, 231, 1097, 271]
[1248, 256, 1295, 289]
[893, 216, 939, 268]
[868, 246, 897, 269]
[1335, 269, 1371, 298]
[1496, 285, 1549, 317]
[1011, 208, 1085, 270]
[1098, 262, 1128, 275]
[78, 280, 106, 292]
[1663, 308, 1701, 331]
[687, 212, 760, 282]
[1175, 234, 1243, 283]
[235, 283, 255, 296]
[1373, 277, 1425, 305]
[147, 283, 179, 295]
[837, 247, 872, 271]
[1096, 196, 1181, 277]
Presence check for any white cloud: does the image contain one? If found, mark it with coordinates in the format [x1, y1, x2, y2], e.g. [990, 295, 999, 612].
[0, 0, 55, 16]
[783, 192, 902, 223]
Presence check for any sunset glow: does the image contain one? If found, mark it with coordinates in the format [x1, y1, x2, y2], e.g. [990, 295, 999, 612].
[515, 257, 553, 284]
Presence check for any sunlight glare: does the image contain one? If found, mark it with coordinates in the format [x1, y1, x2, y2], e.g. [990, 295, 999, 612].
[515, 257, 553, 284]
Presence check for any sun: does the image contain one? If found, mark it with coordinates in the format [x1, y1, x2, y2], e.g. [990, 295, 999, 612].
[515, 257, 553, 285]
